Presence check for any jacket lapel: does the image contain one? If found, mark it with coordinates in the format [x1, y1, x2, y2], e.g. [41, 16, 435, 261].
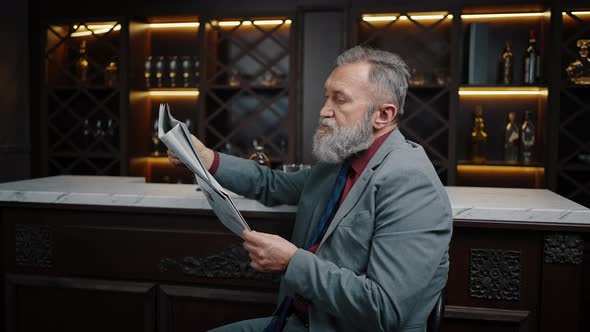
[301, 165, 340, 248]
[317, 129, 405, 249]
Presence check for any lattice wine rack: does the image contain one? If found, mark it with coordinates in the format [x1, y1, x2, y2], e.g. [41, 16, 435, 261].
[557, 10, 590, 207]
[356, 12, 454, 184]
[43, 20, 125, 176]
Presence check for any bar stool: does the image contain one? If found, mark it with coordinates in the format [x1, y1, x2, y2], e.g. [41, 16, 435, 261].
[426, 291, 445, 332]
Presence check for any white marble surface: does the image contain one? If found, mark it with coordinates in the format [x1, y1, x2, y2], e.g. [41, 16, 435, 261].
[0, 176, 588, 224]
[446, 186, 590, 224]
[0, 175, 297, 213]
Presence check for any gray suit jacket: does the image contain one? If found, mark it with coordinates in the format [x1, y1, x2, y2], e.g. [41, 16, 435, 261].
[214, 129, 453, 332]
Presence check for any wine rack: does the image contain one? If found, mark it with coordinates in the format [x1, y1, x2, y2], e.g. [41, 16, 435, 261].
[555, 9, 590, 207]
[354, 11, 455, 184]
[42, 20, 125, 176]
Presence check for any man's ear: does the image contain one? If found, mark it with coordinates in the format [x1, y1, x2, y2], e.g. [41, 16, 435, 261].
[373, 103, 398, 129]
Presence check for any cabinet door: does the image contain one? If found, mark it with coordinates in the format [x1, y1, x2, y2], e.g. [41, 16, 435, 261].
[158, 284, 276, 332]
[5, 274, 156, 332]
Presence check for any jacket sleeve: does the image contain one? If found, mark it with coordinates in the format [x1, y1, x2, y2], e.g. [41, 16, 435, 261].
[282, 166, 453, 331]
[213, 153, 309, 207]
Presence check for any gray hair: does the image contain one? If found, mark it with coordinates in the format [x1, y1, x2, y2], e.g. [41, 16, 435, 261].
[336, 45, 410, 117]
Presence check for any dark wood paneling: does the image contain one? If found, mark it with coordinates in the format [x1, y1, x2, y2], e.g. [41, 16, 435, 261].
[5, 274, 155, 332]
[158, 284, 276, 332]
[443, 305, 530, 332]
[447, 227, 542, 332]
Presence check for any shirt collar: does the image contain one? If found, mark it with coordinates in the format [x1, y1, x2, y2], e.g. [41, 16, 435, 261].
[349, 130, 393, 176]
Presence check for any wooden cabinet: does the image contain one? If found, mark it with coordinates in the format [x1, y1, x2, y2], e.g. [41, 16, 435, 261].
[1, 203, 588, 332]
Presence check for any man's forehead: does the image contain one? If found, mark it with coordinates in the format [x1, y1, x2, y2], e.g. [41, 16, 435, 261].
[325, 62, 371, 91]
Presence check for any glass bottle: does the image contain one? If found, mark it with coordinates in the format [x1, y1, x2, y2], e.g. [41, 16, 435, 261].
[499, 41, 513, 85]
[565, 39, 590, 85]
[524, 29, 541, 85]
[228, 68, 241, 87]
[520, 110, 536, 164]
[104, 61, 118, 87]
[76, 40, 89, 83]
[155, 56, 165, 88]
[504, 112, 520, 163]
[144, 56, 152, 88]
[181, 56, 191, 87]
[169, 56, 178, 88]
[248, 145, 271, 167]
[151, 119, 160, 156]
[470, 106, 487, 163]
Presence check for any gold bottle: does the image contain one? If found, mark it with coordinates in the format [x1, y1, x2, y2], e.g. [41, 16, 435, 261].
[248, 145, 271, 167]
[77, 40, 89, 83]
[470, 106, 488, 163]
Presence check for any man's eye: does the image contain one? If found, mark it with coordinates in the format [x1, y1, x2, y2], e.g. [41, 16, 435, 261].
[337, 98, 347, 103]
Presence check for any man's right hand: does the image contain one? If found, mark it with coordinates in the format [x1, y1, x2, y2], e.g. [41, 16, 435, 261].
[167, 134, 215, 170]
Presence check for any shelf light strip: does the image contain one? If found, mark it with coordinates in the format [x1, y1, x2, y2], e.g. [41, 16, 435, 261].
[459, 87, 548, 96]
[562, 11, 590, 16]
[149, 22, 200, 29]
[461, 12, 550, 19]
[71, 24, 121, 37]
[216, 19, 292, 27]
[362, 14, 453, 22]
[148, 90, 200, 97]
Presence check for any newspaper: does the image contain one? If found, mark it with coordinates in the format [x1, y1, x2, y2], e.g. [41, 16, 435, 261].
[158, 103, 251, 238]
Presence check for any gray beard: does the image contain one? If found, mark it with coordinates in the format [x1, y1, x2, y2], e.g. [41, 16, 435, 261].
[312, 110, 375, 164]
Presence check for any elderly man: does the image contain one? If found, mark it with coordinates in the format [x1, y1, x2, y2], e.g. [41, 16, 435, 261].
[168, 46, 452, 332]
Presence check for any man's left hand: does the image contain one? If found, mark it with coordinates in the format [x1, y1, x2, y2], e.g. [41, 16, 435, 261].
[242, 230, 298, 272]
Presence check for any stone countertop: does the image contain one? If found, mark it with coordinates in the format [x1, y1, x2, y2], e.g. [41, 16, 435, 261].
[0, 176, 588, 225]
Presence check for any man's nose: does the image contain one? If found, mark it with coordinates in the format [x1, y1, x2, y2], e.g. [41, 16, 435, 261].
[320, 101, 333, 118]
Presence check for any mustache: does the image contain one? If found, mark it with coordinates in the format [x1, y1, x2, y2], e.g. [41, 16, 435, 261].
[319, 118, 337, 128]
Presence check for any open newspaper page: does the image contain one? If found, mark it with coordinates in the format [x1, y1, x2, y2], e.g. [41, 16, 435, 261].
[158, 103, 251, 238]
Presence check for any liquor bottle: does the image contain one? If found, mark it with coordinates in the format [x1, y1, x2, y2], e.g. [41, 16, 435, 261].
[181, 56, 191, 87]
[565, 39, 590, 85]
[504, 112, 520, 163]
[76, 40, 89, 83]
[470, 106, 487, 163]
[144, 56, 152, 88]
[151, 119, 160, 156]
[155, 56, 165, 88]
[524, 29, 541, 85]
[520, 110, 536, 164]
[169, 56, 178, 88]
[104, 61, 118, 87]
[248, 145, 271, 167]
[499, 41, 513, 85]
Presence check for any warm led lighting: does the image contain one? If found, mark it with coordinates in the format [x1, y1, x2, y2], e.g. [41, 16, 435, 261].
[253, 19, 288, 25]
[461, 12, 550, 20]
[216, 19, 291, 27]
[148, 89, 200, 97]
[362, 15, 399, 22]
[459, 87, 548, 96]
[218, 21, 242, 27]
[457, 164, 544, 174]
[71, 24, 121, 37]
[362, 13, 452, 22]
[562, 11, 590, 16]
[149, 22, 200, 29]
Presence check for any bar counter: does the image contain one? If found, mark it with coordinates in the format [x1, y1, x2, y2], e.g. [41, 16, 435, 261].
[0, 176, 589, 332]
